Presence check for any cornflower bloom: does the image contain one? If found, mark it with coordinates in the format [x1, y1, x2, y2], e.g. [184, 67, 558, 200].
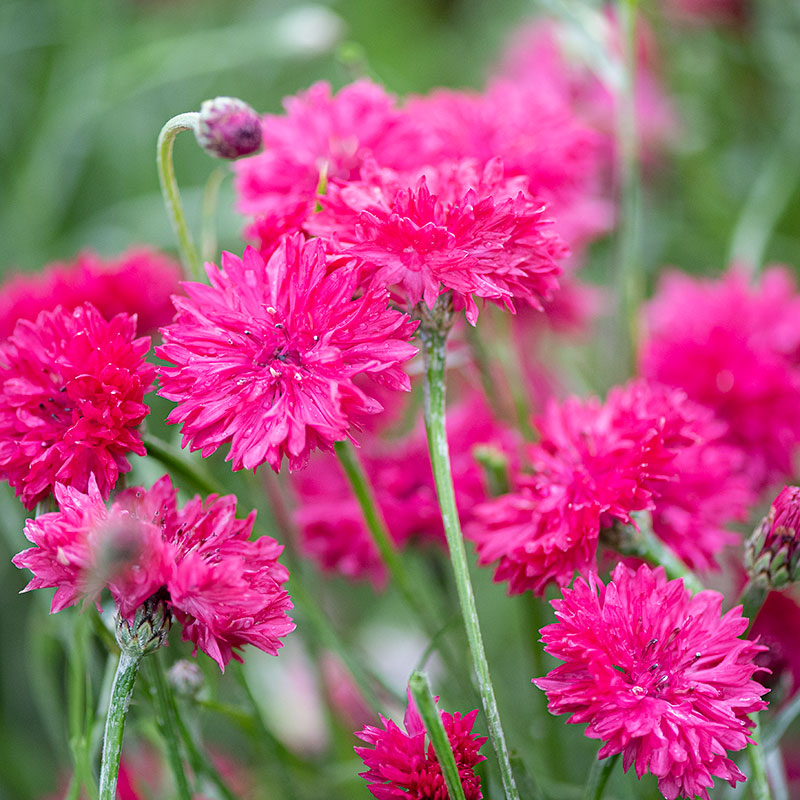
[157, 234, 418, 473]
[468, 380, 751, 594]
[310, 157, 565, 323]
[0, 303, 154, 509]
[13, 475, 294, 670]
[535, 563, 768, 800]
[355, 693, 487, 800]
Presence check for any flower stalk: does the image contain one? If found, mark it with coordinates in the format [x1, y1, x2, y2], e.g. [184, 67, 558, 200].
[583, 753, 619, 800]
[419, 302, 521, 800]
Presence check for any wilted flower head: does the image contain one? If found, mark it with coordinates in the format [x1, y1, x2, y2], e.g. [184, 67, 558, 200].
[746, 485, 800, 590]
[13, 475, 294, 670]
[0, 248, 181, 338]
[468, 380, 751, 594]
[311, 158, 565, 324]
[157, 235, 418, 473]
[355, 692, 487, 800]
[195, 96, 263, 160]
[641, 266, 800, 487]
[0, 303, 154, 509]
[535, 563, 768, 800]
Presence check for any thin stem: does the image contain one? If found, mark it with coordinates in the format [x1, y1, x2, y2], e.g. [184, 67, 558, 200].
[143, 433, 222, 497]
[99, 651, 142, 800]
[749, 714, 774, 800]
[157, 111, 202, 280]
[583, 753, 619, 800]
[764, 690, 800, 750]
[142, 656, 192, 800]
[739, 581, 768, 634]
[616, 0, 643, 374]
[409, 671, 468, 800]
[420, 318, 522, 800]
[201, 165, 227, 263]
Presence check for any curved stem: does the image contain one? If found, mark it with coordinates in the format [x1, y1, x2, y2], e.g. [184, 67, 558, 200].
[583, 753, 619, 800]
[409, 671, 468, 800]
[142, 657, 193, 800]
[99, 651, 142, 800]
[157, 112, 202, 280]
[420, 319, 521, 800]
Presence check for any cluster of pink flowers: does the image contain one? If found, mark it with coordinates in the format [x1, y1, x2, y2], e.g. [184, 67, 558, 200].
[13, 474, 294, 669]
[468, 379, 753, 594]
[536, 563, 768, 799]
[0, 303, 154, 509]
[355, 693, 486, 800]
[157, 235, 418, 473]
[641, 266, 800, 488]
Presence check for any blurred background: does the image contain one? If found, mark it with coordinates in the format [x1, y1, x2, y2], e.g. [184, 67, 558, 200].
[3, 0, 800, 798]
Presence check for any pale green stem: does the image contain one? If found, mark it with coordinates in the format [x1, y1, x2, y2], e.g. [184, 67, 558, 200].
[143, 433, 223, 497]
[409, 671, 468, 800]
[420, 317, 521, 800]
[749, 714, 774, 800]
[739, 581, 769, 634]
[201, 165, 227, 263]
[764, 691, 800, 750]
[616, 0, 643, 374]
[141, 657, 193, 800]
[157, 112, 202, 280]
[583, 753, 619, 800]
[99, 651, 142, 800]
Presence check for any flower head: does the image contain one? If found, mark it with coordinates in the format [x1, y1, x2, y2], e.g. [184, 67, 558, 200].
[746, 485, 800, 589]
[535, 563, 768, 800]
[355, 693, 487, 800]
[311, 158, 565, 323]
[195, 96, 262, 160]
[13, 475, 294, 670]
[0, 303, 154, 509]
[157, 235, 418, 473]
[0, 248, 182, 337]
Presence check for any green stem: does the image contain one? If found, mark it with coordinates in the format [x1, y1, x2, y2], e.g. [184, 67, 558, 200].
[739, 581, 769, 633]
[764, 690, 800, 750]
[420, 316, 521, 800]
[616, 0, 643, 375]
[409, 671, 468, 800]
[99, 651, 142, 800]
[142, 657, 192, 800]
[157, 111, 202, 280]
[583, 753, 619, 800]
[143, 433, 222, 497]
[201, 165, 227, 263]
[749, 714, 774, 800]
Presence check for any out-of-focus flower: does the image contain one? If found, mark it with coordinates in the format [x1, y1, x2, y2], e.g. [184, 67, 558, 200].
[750, 590, 800, 706]
[0, 248, 182, 337]
[665, 0, 749, 26]
[355, 692, 487, 800]
[746, 485, 800, 589]
[157, 235, 418, 473]
[535, 563, 768, 800]
[13, 475, 295, 670]
[292, 395, 510, 584]
[195, 96, 263, 160]
[641, 266, 800, 487]
[311, 158, 565, 324]
[0, 303, 154, 509]
[468, 380, 751, 594]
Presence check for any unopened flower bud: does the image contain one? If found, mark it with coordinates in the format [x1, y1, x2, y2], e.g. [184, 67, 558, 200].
[745, 485, 800, 590]
[194, 97, 262, 160]
[115, 592, 172, 657]
[168, 659, 204, 698]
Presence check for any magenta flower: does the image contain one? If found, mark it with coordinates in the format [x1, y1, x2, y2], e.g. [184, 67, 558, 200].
[13, 475, 294, 670]
[468, 380, 752, 594]
[535, 563, 768, 800]
[355, 693, 487, 800]
[641, 266, 800, 487]
[311, 158, 565, 323]
[0, 303, 154, 509]
[157, 234, 418, 473]
[0, 248, 182, 337]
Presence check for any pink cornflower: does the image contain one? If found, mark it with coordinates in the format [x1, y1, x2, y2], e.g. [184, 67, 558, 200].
[233, 80, 417, 221]
[310, 158, 565, 324]
[641, 266, 800, 487]
[535, 563, 768, 800]
[355, 693, 487, 800]
[157, 235, 418, 473]
[13, 475, 294, 670]
[0, 303, 154, 509]
[468, 380, 751, 594]
[0, 248, 182, 337]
